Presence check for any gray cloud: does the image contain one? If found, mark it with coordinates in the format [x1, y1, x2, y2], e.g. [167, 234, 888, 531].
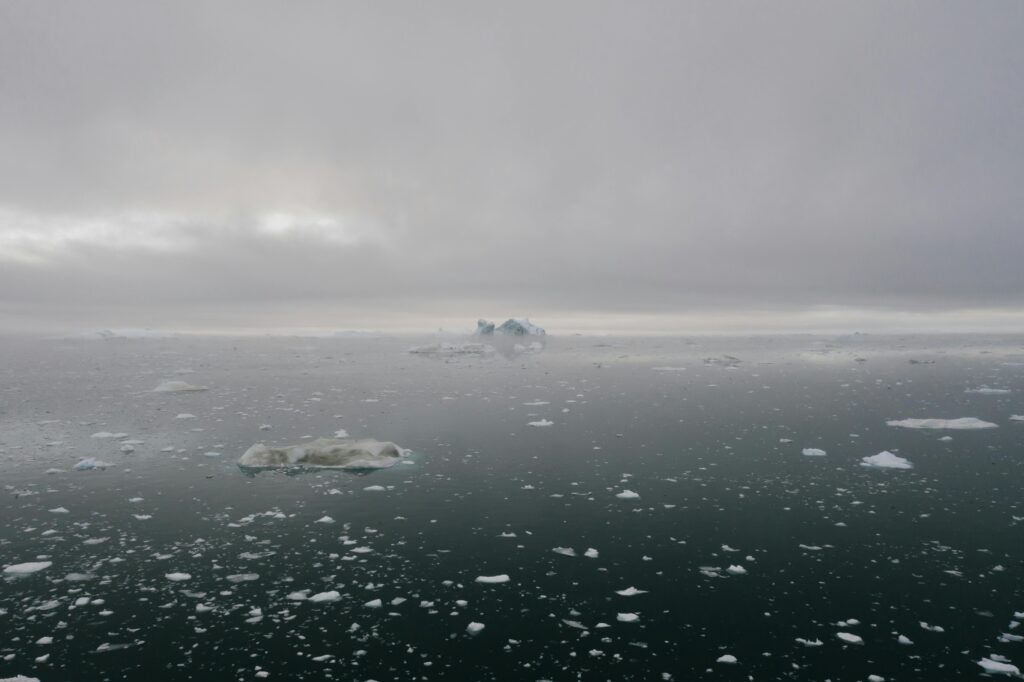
[1, 1, 1023, 333]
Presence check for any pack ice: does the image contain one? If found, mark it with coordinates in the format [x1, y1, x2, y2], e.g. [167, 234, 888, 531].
[238, 438, 407, 470]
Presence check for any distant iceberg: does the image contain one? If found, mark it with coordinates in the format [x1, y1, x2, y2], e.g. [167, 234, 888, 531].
[496, 318, 545, 336]
[886, 418, 997, 430]
[475, 319, 496, 335]
[238, 437, 408, 470]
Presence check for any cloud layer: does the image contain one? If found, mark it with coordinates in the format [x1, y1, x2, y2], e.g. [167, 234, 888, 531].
[2, 2, 1023, 332]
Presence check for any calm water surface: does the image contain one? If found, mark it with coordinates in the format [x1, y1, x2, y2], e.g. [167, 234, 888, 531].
[2, 334, 1023, 681]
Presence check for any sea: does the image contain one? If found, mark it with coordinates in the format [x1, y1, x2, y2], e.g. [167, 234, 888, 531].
[1, 333, 1022, 681]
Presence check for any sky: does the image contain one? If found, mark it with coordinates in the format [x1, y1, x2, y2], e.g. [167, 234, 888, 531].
[2, 1, 1023, 335]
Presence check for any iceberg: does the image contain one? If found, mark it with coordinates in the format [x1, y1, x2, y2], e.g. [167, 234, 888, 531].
[886, 418, 997, 430]
[238, 438, 407, 470]
[860, 451, 912, 469]
[496, 318, 545, 336]
[475, 319, 496, 335]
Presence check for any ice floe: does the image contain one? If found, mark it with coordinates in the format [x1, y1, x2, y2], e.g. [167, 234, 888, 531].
[73, 458, 115, 471]
[802, 448, 827, 457]
[3, 562, 52, 575]
[886, 417, 997, 429]
[152, 380, 208, 393]
[475, 574, 510, 584]
[238, 438, 407, 470]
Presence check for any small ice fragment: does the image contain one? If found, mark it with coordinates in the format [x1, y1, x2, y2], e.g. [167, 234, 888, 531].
[466, 622, 485, 635]
[726, 565, 747, 575]
[73, 458, 114, 471]
[616, 490, 640, 499]
[617, 612, 640, 623]
[314, 516, 335, 524]
[165, 572, 191, 582]
[616, 587, 648, 596]
[802, 448, 826, 457]
[716, 654, 737, 664]
[528, 420, 554, 427]
[48, 507, 69, 514]
[363, 485, 385, 491]
[860, 451, 912, 469]
[584, 548, 599, 559]
[552, 547, 577, 557]
[364, 599, 383, 608]
[836, 632, 863, 645]
[475, 574, 510, 584]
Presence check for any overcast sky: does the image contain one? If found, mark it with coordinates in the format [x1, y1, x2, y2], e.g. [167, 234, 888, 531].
[2, 1, 1023, 334]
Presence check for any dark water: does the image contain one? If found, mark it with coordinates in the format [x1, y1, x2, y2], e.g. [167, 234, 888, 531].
[2, 334, 1023, 681]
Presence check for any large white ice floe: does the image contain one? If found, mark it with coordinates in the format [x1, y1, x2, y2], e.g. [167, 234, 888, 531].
[860, 451, 912, 470]
[408, 342, 495, 356]
[886, 417, 997, 430]
[475, 574, 510, 584]
[4, 562, 52, 575]
[153, 380, 207, 393]
[802, 448, 827, 457]
[238, 438, 408, 470]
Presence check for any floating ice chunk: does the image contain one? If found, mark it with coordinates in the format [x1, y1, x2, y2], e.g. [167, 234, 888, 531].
[364, 485, 385, 491]
[802, 448, 827, 457]
[0, 676, 42, 681]
[966, 387, 1011, 395]
[475, 319, 495, 335]
[475, 574, 510, 584]
[1011, 415, 1024, 422]
[860, 451, 912, 469]
[552, 547, 577, 557]
[238, 438, 407, 470]
[73, 457, 115, 471]
[886, 417, 997, 429]
[467, 621, 486, 634]
[919, 621, 944, 632]
[617, 612, 640, 623]
[977, 658, 1019, 675]
[175, 413, 197, 420]
[364, 598, 383, 608]
[165, 572, 191, 582]
[616, 490, 640, 499]
[309, 591, 341, 603]
[616, 587, 648, 596]
[48, 507, 69, 514]
[584, 548, 599, 559]
[153, 380, 207, 393]
[897, 634, 913, 645]
[795, 637, 823, 647]
[867, 676, 885, 682]
[836, 632, 863, 645]
[716, 654, 737, 664]
[226, 573, 259, 583]
[726, 565, 747, 575]
[91, 431, 128, 439]
[528, 419, 554, 427]
[3, 562, 52, 575]
[314, 516, 335, 524]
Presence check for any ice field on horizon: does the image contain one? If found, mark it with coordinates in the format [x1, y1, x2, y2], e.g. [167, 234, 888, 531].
[1, 332, 1024, 681]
